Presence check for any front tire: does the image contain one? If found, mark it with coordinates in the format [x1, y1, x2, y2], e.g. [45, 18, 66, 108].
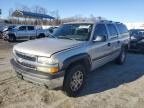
[8, 35, 16, 42]
[116, 47, 127, 64]
[63, 64, 86, 97]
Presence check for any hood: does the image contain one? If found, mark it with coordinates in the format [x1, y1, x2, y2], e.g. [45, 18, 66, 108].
[14, 38, 85, 57]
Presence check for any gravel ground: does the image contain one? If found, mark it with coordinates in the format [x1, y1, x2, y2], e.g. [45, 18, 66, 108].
[0, 40, 144, 108]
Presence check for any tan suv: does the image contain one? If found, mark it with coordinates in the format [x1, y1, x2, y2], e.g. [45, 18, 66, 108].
[11, 20, 130, 97]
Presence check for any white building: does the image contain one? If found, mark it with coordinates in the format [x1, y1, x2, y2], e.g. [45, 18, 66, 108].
[124, 22, 144, 30]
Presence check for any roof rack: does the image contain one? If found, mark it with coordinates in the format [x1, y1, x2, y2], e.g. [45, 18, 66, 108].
[116, 22, 122, 24]
[99, 20, 114, 23]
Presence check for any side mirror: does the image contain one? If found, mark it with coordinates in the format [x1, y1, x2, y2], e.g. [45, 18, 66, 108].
[93, 35, 107, 42]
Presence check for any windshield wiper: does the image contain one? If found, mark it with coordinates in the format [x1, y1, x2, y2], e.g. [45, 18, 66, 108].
[57, 36, 74, 40]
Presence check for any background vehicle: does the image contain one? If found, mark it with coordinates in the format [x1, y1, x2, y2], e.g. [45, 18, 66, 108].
[129, 29, 144, 52]
[11, 20, 130, 97]
[2, 25, 17, 40]
[48, 26, 59, 34]
[129, 29, 144, 42]
[3, 25, 17, 32]
[6, 25, 51, 42]
[0, 25, 7, 38]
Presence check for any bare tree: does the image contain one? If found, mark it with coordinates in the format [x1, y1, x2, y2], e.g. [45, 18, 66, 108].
[15, 4, 31, 12]
[32, 6, 47, 14]
[21, 5, 31, 12]
[8, 8, 14, 17]
[49, 10, 61, 25]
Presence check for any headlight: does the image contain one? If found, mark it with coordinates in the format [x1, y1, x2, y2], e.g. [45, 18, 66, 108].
[130, 36, 136, 40]
[37, 57, 59, 74]
[37, 57, 58, 65]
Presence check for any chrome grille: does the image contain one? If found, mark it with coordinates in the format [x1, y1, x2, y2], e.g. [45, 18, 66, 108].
[15, 51, 36, 62]
[17, 60, 36, 69]
[15, 51, 36, 69]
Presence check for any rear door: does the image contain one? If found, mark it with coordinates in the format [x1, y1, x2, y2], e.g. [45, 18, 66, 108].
[106, 23, 120, 58]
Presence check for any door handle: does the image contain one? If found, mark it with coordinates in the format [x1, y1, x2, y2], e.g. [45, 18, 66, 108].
[107, 43, 111, 46]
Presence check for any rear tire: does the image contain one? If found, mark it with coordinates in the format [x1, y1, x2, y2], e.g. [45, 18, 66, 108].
[63, 64, 86, 97]
[29, 36, 33, 40]
[8, 35, 16, 42]
[115, 47, 127, 65]
[37, 34, 45, 38]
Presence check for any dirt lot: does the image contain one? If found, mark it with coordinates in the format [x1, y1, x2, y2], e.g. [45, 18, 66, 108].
[0, 40, 144, 108]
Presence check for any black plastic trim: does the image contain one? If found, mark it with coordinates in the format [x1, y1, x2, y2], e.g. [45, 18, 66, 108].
[92, 49, 120, 61]
[62, 53, 91, 70]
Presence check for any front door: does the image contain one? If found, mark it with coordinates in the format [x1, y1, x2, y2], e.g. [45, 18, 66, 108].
[90, 24, 113, 71]
[16, 26, 27, 39]
[27, 26, 36, 39]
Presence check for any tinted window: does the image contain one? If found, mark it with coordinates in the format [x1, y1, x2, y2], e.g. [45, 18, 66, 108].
[107, 24, 118, 38]
[19, 26, 26, 31]
[117, 24, 128, 34]
[94, 24, 108, 38]
[28, 26, 34, 30]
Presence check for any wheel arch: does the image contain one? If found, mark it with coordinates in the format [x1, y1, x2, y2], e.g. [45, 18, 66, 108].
[62, 53, 92, 77]
[39, 33, 45, 36]
[122, 43, 129, 50]
[8, 33, 16, 41]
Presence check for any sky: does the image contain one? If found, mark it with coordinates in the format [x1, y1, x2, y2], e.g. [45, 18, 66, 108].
[0, 0, 144, 22]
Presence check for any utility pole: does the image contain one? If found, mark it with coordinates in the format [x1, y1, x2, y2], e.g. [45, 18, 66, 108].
[0, 9, 2, 24]
[0, 9, 1, 18]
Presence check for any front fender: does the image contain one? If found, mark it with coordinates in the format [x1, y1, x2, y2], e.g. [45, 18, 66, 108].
[62, 53, 92, 71]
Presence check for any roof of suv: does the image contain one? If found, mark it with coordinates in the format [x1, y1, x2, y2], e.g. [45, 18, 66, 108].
[64, 21, 95, 24]
[64, 20, 123, 25]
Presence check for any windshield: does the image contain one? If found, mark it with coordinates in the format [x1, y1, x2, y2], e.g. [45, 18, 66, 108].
[52, 24, 93, 41]
[8, 26, 16, 30]
[130, 30, 144, 36]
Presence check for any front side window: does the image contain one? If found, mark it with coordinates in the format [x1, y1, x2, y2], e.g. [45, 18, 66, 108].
[52, 24, 93, 41]
[19, 26, 26, 31]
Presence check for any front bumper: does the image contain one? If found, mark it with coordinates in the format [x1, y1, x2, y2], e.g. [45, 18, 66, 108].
[2, 33, 8, 40]
[10, 59, 64, 89]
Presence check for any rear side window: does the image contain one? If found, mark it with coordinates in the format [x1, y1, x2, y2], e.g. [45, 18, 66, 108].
[19, 26, 26, 31]
[28, 26, 34, 30]
[107, 24, 118, 38]
[117, 24, 128, 34]
[94, 24, 108, 38]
